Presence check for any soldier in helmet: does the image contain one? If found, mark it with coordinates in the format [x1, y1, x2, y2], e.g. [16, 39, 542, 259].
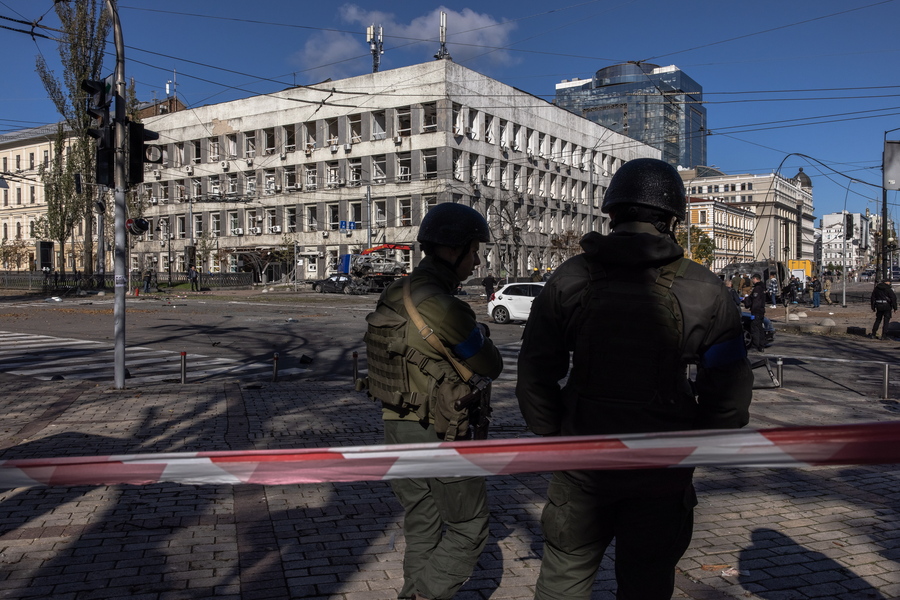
[363, 202, 503, 600]
[517, 158, 752, 599]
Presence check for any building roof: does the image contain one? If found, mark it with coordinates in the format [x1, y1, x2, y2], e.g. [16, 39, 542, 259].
[793, 167, 812, 189]
[0, 122, 64, 145]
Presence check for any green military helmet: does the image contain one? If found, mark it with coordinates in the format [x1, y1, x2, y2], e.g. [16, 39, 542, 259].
[417, 202, 490, 247]
[601, 158, 686, 219]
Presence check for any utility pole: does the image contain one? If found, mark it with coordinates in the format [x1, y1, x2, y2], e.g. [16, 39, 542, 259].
[588, 151, 594, 232]
[883, 131, 900, 282]
[108, 0, 127, 389]
[842, 211, 849, 308]
[366, 185, 372, 249]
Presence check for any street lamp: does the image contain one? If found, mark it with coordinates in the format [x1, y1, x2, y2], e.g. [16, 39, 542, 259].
[156, 219, 172, 287]
[588, 122, 617, 234]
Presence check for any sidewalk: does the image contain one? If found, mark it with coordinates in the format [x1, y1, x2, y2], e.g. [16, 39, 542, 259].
[0, 370, 898, 599]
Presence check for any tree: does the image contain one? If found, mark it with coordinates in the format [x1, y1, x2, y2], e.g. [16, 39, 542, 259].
[0, 236, 31, 270]
[35, 1, 111, 278]
[676, 225, 715, 268]
[549, 230, 583, 263]
[35, 124, 80, 274]
[195, 231, 218, 274]
[486, 199, 527, 278]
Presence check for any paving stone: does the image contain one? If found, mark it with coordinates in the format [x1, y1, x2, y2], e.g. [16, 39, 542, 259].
[1, 371, 899, 600]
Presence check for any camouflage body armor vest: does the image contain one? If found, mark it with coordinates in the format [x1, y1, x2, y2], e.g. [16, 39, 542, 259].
[364, 284, 473, 439]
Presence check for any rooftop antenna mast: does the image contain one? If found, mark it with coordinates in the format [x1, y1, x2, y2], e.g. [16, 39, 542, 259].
[367, 25, 384, 73]
[166, 69, 177, 98]
[435, 11, 452, 61]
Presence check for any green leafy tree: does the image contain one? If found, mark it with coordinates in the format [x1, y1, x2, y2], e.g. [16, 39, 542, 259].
[676, 225, 715, 268]
[35, 0, 111, 278]
[35, 124, 80, 274]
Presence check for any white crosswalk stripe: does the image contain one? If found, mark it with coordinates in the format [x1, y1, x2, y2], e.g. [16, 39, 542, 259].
[0, 331, 308, 384]
[495, 342, 521, 382]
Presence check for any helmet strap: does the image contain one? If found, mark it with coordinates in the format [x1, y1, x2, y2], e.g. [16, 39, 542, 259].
[611, 206, 674, 230]
[432, 243, 468, 278]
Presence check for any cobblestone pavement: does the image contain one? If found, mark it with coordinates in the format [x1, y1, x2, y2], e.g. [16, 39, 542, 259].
[0, 360, 899, 599]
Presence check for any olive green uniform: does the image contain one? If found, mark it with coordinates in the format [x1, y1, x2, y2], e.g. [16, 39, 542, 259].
[367, 255, 503, 600]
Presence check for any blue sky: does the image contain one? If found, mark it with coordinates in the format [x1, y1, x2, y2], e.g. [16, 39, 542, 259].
[2, 0, 899, 220]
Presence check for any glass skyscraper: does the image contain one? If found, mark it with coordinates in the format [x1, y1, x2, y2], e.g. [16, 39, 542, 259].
[555, 63, 707, 169]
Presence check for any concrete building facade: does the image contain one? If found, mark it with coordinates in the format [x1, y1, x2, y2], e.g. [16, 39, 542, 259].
[820, 212, 871, 275]
[686, 197, 756, 272]
[555, 62, 707, 169]
[133, 60, 659, 282]
[680, 167, 815, 269]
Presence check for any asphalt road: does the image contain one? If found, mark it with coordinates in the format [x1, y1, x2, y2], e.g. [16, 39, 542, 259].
[3, 284, 900, 399]
[0, 287, 526, 380]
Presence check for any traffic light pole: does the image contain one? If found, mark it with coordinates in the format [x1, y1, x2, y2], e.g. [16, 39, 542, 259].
[109, 0, 128, 389]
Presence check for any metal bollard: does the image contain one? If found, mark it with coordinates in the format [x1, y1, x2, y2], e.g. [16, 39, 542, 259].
[884, 363, 890, 399]
[352, 351, 358, 384]
[776, 357, 783, 388]
[272, 352, 279, 382]
[180, 351, 187, 384]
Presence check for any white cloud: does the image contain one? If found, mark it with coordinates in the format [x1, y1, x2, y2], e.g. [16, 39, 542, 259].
[290, 30, 368, 83]
[393, 6, 518, 66]
[291, 4, 519, 82]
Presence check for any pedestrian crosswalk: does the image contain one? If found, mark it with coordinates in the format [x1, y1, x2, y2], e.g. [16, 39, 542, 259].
[0, 331, 308, 384]
[495, 342, 521, 382]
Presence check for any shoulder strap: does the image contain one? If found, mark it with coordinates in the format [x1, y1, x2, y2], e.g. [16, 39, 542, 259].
[655, 256, 690, 290]
[402, 277, 475, 383]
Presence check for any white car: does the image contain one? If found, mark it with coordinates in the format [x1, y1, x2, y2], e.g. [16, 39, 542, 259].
[488, 282, 545, 324]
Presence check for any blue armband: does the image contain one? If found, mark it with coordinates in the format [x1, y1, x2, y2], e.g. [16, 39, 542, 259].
[453, 325, 485, 360]
[700, 335, 746, 369]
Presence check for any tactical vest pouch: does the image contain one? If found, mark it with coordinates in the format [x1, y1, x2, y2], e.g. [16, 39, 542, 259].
[429, 361, 472, 441]
[574, 258, 687, 407]
[401, 278, 481, 441]
[395, 346, 470, 440]
[364, 310, 412, 408]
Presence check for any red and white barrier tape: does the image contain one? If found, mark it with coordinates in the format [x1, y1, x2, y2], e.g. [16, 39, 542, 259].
[1, 421, 899, 489]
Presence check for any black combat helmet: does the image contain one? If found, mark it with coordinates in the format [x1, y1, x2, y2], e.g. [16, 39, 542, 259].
[417, 203, 490, 247]
[601, 158, 686, 219]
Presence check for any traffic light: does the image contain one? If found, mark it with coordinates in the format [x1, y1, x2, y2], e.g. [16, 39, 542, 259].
[845, 213, 854, 240]
[81, 78, 111, 123]
[126, 218, 150, 236]
[87, 124, 114, 187]
[127, 121, 162, 186]
[81, 79, 114, 187]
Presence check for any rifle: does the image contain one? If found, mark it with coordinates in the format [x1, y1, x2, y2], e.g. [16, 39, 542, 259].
[454, 375, 492, 440]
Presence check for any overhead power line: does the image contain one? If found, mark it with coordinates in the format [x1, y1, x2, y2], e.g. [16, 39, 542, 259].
[642, 0, 898, 62]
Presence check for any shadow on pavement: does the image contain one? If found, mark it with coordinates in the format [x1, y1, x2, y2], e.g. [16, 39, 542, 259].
[738, 527, 887, 599]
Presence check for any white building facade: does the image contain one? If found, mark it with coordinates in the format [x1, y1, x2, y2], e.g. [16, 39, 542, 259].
[686, 197, 756, 272]
[820, 212, 871, 274]
[0, 125, 58, 271]
[680, 167, 815, 269]
[133, 60, 659, 282]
